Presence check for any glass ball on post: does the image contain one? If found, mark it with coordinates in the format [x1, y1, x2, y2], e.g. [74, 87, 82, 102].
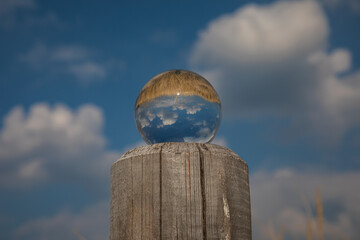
[135, 69, 221, 144]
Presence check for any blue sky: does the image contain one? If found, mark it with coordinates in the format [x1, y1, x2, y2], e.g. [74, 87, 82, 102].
[0, 0, 360, 239]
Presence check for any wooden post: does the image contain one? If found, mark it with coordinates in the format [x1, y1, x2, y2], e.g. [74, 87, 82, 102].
[110, 143, 251, 239]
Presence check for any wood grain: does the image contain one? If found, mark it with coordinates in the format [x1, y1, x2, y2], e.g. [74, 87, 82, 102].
[110, 143, 251, 240]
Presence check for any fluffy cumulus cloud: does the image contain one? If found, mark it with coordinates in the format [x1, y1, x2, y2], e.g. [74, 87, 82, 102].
[156, 110, 178, 128]
[18, 43, 125, 83]
[0, 103, 119, 189]
[251, 169, 360, 240]
[191, 1, 328, 66]
[190, 0, 360, 144]
[15, 201, 109, 240]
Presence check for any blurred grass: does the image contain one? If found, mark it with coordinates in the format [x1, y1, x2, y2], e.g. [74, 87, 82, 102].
[262, 189, 350, 240]
[73, 229, 86, 240]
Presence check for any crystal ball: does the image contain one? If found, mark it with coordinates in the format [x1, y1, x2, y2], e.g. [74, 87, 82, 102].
[135, 69, 221, 144]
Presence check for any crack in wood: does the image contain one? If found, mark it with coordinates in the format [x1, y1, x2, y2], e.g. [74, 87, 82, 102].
[159, 144, 163, 240]
[130, 156, 134, 240]
[196, 143, 207, 240]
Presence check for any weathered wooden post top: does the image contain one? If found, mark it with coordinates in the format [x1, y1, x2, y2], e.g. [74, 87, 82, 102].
[110, 70, 251, 239]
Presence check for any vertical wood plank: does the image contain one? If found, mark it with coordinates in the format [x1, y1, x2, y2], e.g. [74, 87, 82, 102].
[110, 143, 251, 240]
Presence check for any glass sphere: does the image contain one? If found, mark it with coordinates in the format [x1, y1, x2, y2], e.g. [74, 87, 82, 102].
[135, 69, 221, 144]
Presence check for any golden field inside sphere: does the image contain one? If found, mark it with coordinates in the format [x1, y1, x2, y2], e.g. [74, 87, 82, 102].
[135, 70, 220, 109]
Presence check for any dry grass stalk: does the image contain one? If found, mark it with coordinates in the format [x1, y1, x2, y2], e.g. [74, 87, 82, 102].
[269, 222, 276, 240]
[306, 217, 313, 240]
[260, 224, 272, 240]
[275, 227, 285, 240]
[266, 222, 284, 240]
[72, 229, 86, 240]
[315, 189, 324, 240]
[259, 190, 351, 240]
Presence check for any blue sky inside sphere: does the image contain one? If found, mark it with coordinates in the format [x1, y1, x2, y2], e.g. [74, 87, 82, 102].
[135, 95, 221, 144]
[0, 0, 360, 239]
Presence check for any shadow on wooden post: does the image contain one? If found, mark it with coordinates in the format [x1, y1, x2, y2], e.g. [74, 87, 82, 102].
[110, 143, 251, 240]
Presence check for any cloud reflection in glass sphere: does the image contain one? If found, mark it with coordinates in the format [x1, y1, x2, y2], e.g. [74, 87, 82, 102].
[135, 70, 221, 144]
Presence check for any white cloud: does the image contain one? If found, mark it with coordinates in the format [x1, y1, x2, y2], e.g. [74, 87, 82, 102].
[197, 127, 210, 138]
[191, 1, 328, 67]
[138, 115, 150, 128]
[146, 111, 156, 121]
[19, 43, 123, 83]
[69, 62, 106, 82]
[211, 136, 227, 146]
[18, 158, 47, 181]
[50, 45, 90, 61]
[190, 0, 360, 144]
[0, 0, 60, 28]
[0, 103, 119, 189]
[0, 102, 145, 238]
[15, 200, 109, 240]
[176, 103, 203, 114]
[251, 168, 360, 239]
[156, 110, 178, 128]
[329, 48, 352, 74]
